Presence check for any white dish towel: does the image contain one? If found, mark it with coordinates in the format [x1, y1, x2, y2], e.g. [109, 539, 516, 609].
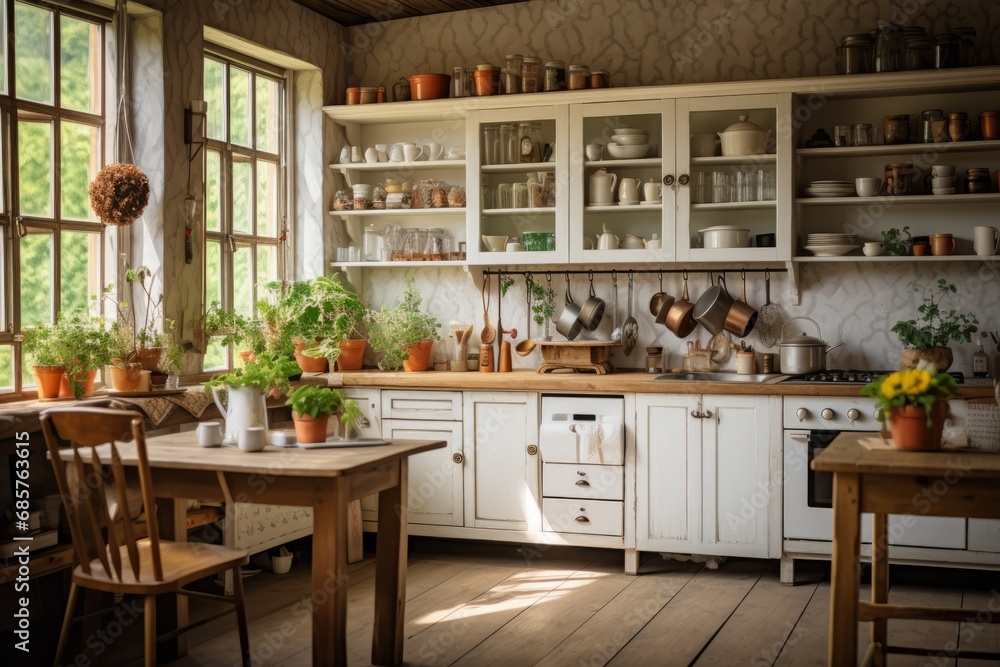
[570, 423, 605, 463]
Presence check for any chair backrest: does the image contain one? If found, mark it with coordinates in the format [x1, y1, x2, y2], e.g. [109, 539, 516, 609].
[40, 407, 163, 582]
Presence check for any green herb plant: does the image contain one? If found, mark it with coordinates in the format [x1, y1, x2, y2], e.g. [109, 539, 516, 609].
[205, 303, 266, 356]
[365, 280, 441, 371]
[880, 226, 911, 256]
[891, 279, 979, 349]
[531, 282, 556, 331]
[203, 352, 300, 398]
[285, 384, 344, 418]
[18, 313, 111, 398]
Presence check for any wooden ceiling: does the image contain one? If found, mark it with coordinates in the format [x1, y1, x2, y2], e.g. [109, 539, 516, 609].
[291, 0, 526, 26]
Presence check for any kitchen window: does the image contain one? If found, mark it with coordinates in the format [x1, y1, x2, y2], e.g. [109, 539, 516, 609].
[202, 52, 288, 370]
[0, 0, 108, 396]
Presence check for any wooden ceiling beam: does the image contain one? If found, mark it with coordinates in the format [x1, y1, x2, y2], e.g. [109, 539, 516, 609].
[290, 0, 525, 27]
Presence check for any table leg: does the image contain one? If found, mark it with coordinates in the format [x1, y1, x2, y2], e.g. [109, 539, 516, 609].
[311, 482, 349, 667]
[373, 459, 408, 666]
[829, 473, 861, 667]
[156, 497, 189, 663]
[871, 512, 889, 667]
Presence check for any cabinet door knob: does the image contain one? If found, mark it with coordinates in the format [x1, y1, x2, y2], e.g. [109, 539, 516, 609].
[452, 452, 464, 464]
[663, 174, 675, 186]
[527, 444, 538, 456]
[575, 479, 591, 487]
[678, 173, 690, 186]
[575, 515, 590, 523]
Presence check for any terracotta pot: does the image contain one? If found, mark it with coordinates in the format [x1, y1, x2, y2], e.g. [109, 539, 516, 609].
[238, 350, 256, 364]
[136, 347, 163, 371]
[294, 337, 329, 373]
[889, 401, 949, 451]
[33, 366, 66, 399]
[402, 340, 433, 372]
[110, 364, 143, 392]
[292, 412, 331, 444]
[59, 369, 98, 399]
[899, 346, 953, 372]
[336, 339, 367, 371]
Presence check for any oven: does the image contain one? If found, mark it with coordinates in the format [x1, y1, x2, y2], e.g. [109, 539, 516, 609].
[783, 395, 967, 549]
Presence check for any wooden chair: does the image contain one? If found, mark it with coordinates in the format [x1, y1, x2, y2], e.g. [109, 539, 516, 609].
[41, 407, 251, 667]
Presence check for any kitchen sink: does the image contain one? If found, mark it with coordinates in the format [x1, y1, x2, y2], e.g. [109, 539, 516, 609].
[654, 372, 790, 384]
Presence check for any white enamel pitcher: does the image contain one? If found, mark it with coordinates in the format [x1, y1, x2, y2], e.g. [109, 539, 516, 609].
[589, 168, 617, 205]
[211, 385, 269, 444]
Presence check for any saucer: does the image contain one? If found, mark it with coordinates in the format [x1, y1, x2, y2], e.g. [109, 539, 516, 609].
[618, 200, 640, 206]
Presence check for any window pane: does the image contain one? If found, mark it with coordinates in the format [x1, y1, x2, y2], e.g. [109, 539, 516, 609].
[204, 57, 225, 141]
[233, 244, 252, 318]
[61, 122, 100, 221]
[256, 244, 277, 289]
[205, 239, 222, 308]
[204, 337, 227, 371]
[60, 230, 101, 315]
[256, 159, 279, 237]
[206, 149, 222, 231]
[19, 233, 53, 325]
[229, 66, 251, 147]
[255, 76, 280, 153]
[232, 158, 252, 233]
[0, 346, 14, 392]
[14, 2, 53, 105]
[0, 2, 7, 95]
[60, 15, 100, 114]
[18, 117, 53, 218]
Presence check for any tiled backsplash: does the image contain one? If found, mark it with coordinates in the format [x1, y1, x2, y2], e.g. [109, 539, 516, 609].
[356, 262, 999, 376]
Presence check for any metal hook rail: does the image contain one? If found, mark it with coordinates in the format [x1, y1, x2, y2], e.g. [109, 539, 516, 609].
[482, 268, 785, 279]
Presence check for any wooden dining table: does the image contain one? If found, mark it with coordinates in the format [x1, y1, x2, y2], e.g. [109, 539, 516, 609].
[812, 432, 1000, 666]
[57, 430, 445, 666]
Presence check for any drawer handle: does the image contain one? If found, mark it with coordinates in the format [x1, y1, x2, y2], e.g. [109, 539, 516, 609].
[575, 479, 591, 487]
[527, 444, 538, 456]
[575, 515, 590, 523]
[452, 452, 464, 464]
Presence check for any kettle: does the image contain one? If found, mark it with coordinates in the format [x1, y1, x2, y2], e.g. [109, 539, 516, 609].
[589, 168, 617, 205]
[596, 223, 620, 250]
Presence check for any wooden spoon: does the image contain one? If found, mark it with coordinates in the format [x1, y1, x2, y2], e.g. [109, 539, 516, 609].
[480, 274, 496, 345]
[516, 277, 537, 356]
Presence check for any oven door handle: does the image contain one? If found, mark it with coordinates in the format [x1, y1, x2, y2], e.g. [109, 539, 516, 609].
[787, 431, 810, 444]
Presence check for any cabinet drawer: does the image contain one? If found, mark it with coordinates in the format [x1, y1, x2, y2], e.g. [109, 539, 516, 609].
[542, 498, 623, 537]
[382, 390, 462, 421]
[543, 463, 623, 501]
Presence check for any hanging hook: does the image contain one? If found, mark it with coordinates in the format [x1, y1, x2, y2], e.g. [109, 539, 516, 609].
[611, 270, 617, 285]
[546, 271, 552, 285]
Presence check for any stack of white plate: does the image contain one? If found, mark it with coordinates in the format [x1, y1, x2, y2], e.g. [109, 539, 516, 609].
[805, 180, 855, 198]
[804, 233, 860, 256]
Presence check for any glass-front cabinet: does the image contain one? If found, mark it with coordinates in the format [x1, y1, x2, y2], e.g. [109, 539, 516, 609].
[569, 100, 676, 263]
[467, 107, 570, 264]
[675, 94, 792, 262]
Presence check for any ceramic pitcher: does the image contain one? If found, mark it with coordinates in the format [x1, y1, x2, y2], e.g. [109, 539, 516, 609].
[589, 168, 617, 204]
[211, 385, 269, 444]
[643, 179, 662, 202]
[619, 178, 641, 203]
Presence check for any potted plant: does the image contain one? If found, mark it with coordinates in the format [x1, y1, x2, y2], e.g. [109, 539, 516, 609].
[104, 255, 180, 373]
[107, 320, 143, 391]
[17, 323, 64, 399]
[204, 353, 300, 442]
[53, 313, 112, 399]
[891, 279, 978, 371]
[205, 302, 265, 364]
[531, 281, 557, 341]
[284, 384, 359, 444]
[862, 362, 960, 450]
[880, 226, 911, 256]
[365, 280, 440, 372]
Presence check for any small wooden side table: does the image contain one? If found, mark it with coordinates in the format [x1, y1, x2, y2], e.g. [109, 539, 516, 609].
[813, 433, 1000, 666]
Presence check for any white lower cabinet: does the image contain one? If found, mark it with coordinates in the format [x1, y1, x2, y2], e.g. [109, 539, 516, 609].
[969, 519, 1000, 553]
[636, 394, 780, 558]
[462, 391, 540, 531]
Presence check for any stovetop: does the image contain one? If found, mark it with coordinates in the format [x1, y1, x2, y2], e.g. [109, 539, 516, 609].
[782, 369, 965, 384]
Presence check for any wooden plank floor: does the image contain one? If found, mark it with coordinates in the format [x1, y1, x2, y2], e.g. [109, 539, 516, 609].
[108, 539, 997, 666]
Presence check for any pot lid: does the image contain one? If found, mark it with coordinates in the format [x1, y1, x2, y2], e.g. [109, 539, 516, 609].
[722, 115, 764, 133]
[698, 225, 750, 232]
[779, 332, 828, 347]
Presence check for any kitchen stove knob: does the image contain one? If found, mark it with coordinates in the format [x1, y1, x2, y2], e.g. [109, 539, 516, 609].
[796, 407, 809, 422]
[821, 408, 835, 420]
[452, 452, 464, 464]
[527, 444, 538, 456]
[847, 408, 861, 424]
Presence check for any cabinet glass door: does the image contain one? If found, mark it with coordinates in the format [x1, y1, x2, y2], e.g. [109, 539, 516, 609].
[467, 107, 569, 264]
[569, 100, 676, 263]
[676, 94, 792, 262]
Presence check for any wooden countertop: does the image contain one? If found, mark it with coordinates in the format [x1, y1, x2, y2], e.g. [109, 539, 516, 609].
[325, 370, 997, 398]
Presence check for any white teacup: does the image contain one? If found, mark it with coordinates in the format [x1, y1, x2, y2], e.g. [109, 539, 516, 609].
[425, 142, 445, 161]
[931, 176, 954, 189]
[238, 427, 268, 452]
[402, 143, 423, 162]
[364, 147, 378, 164]
[974, 226, 999, 256]
[931, 165, 956, 178]
[196, 421, 224, 447]
[855, 177, 881, 197]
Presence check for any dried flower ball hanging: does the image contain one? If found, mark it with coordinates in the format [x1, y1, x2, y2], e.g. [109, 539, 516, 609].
[88, 163, 150, 227]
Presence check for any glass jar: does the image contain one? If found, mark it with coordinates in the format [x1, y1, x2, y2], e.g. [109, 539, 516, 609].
[372, 183, 387, 209]
[427, 228, 446, 261]
[875, 24, 904, 72]
[951, 27, 977, 66]
[500, 123, 518, 164]
[518, 122, 541, 163]
[482, 125, 501, 165]
[352, 183, 372, 210]
[589, 69, 609, 89]
[837, 34, 874, 74]
[966, 168, 991, 194]
[934, 33, 960, 68]
[474, 64, 497, 96]
[920, 109, 944, 143]
[904, 36, 932, 70]
[362, 224, 380, 261]
[544, 60, 566, 91]
[851, 123, 872, 146]
[567, 64, 589, 90]
[521, 56, 542, 93]
[504, 54, 522, 94]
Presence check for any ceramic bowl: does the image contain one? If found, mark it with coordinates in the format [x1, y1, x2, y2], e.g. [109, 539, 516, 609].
[611, 134, 648, 146]
[482, 235, 509, 252]
[408, 73, 451, 100]
[862, 242, 884, 257]
[612, 127, 645, 135]
[606, 143, 649, 159]
[932, 187, 956, 195]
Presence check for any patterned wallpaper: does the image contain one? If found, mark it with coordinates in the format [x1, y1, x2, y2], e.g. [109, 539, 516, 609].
[347, 0, 999, 90]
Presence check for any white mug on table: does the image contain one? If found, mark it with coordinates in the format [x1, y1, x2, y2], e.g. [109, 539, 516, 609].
[974, 226, 999, 256]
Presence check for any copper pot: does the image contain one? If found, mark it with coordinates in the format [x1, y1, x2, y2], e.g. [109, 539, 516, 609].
[664, 271, 697, 337]
[723, 271, 758, 338]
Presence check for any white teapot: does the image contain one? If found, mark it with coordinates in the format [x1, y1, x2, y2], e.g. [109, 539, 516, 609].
[589, 168, 617, 205]
[620, 234, 645, 249]
[596, 223, 620, 250]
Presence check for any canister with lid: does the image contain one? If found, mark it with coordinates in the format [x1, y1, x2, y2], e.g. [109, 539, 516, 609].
[589, 69, 609, 89]
[504, 54, 523, 94]
[521, 56, 542, 93]
[567, 64, 589, 90]
[544, 60, 566, 91]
